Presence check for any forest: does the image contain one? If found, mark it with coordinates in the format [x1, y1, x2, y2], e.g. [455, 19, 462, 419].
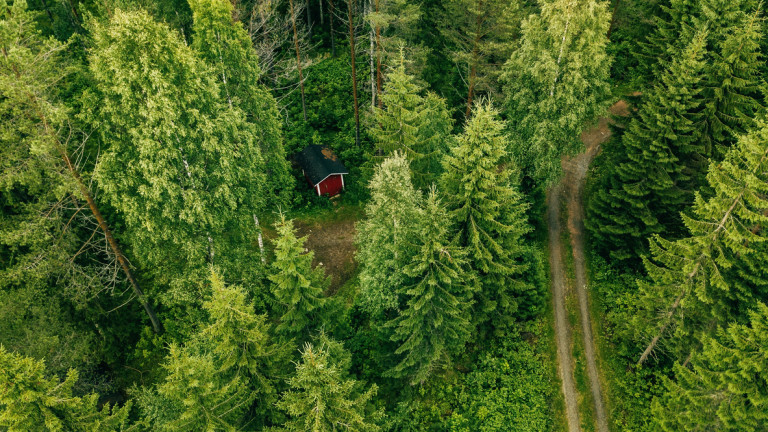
[1, 0, 767, 430]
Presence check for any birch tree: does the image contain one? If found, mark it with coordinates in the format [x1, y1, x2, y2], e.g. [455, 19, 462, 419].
[503, 0, 611, 183]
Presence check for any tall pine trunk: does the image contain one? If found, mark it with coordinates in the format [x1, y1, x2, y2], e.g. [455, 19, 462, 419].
[329, 0, 337, 56]
[375, 0, 383, 109]
[348, 0, 361, 147]
[289, 0, 308, 121]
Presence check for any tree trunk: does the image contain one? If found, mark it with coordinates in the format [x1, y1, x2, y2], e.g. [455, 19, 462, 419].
[348, 0, 361, 147]
[465, 1, 482, 118]
[306, 0, 312, 37]
[369, 0, 375, 110]
[11, 53, 164, 334]
[329, 0, 337, 57]
[319, 0, 324, 25]
[374, 0, 383, 109]
[289, 0, 308, 121]
[607, 0, 621, 39]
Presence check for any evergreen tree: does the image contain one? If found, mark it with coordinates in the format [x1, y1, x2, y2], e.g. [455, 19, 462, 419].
[503, 0, 611, 183]
[355, 153, 421, 316]
[277, 342, 383, 432]
[440, 103, 531, 331]
[87, 9, 267, 317]
[137, 271, 281, 430]
[140, 344, 252, 431]
[439, 0, 524, 115]
[371, 56, 453, 188]
[653, 303, 768, 431]
[197, 271, 285, 424]
[699, 4, 766, 157]
[586, 31, 709, 262]
[634, 117, 768, 365]
[365, 0, 424, 107]
[189, 0, 294, 209]
[386, 188, 473, 384]
[268, 217, 329, 340]
[0, 346, 130, 431]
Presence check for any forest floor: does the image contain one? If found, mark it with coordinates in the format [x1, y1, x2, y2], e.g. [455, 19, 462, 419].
[293, 204, 362, 294]
[548, 100, 629, 432]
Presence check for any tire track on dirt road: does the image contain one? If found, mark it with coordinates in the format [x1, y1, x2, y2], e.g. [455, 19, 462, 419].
[549, 100, 629, 432]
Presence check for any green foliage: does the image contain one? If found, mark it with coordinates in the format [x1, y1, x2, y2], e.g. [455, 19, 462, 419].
[189, 0, 294, 209]
[388, 325, 555, 432]
[439, 0, 524, 110]
[440, 103, 532, 332]
[371, 56, 453, 188]
[269, 217, 330, 340]
[386, 188, 474, 384]
[0, 346, 130, 431]
[356, 153, 421, 315]
[87, 9, 267, 320]
[137, 271, 282, 429]
[652, 303, 768, 431]
[587, 31, 709, 262]
[278, 341, 384, 432]
[503, 0, 611, 183]
[633, 117, 768, 363]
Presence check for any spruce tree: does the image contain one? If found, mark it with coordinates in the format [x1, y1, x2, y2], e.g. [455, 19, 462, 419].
[652, 303, 768, 431]
[386, 188, 473, 384]
[142, 345, 252, 431]
[355, 153, 421, 316]
[371, 56, 453, 188]
[586, 31, 709, 262]
[88, 9, 267, 315]
[440, 103, 531, 331]
[0, 347, 130, 431]
[189, 0, 294, 208]
[503, 0, 611, 183]
[268, 217, 329, 340]
[439, 0, 525, 115]
[277, 342, 383, 432]
[699, 4, 766, 157]
[634, 117, 768, 365]
[197, 272, 285, 423]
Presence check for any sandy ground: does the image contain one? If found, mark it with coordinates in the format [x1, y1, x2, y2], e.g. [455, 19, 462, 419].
[549, 100, 628, 432]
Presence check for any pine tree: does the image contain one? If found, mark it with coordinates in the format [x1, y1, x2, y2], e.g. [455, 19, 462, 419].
[355, 153, 421, 316]
[386, 188, 473, 384]
[586, 31, 709, 262]
[277, 342, 383, 432]
[439, 0, 524, 116]
[0, 346, 130, 431]
[87, 9, 267, 315]
[652, 303, 768, 431]
[189, 0, 294, 209]
[503, 0, 611, 183]
[699, 4, 766, 157]
[365, 0, 423, 107]
[371, 56, 453, 188]
[634, 117, 768, 365]
[268, 217, 329, 340]
[142, 345, 252, 431]
[440, 103, 531, 331]
[197, 271, 285, 423]
[1, 0, 163, 334]
[137, 271, 283, 429]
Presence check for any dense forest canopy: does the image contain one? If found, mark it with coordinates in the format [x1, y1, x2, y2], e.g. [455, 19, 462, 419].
[2, 0, 768, 430]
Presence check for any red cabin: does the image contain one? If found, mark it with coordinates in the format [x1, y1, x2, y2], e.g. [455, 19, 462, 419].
[295, 145, 349, 197]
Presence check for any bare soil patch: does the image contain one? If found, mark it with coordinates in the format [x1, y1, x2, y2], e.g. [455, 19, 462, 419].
[293, 208, 359, 294]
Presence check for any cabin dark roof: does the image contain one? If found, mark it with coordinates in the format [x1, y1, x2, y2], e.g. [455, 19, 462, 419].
[295, 145, 349, 185]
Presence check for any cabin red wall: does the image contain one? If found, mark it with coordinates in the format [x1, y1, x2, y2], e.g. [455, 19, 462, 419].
[317, 174, 344, 196]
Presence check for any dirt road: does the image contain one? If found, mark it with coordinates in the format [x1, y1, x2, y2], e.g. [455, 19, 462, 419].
[549, 101, 628, 432]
